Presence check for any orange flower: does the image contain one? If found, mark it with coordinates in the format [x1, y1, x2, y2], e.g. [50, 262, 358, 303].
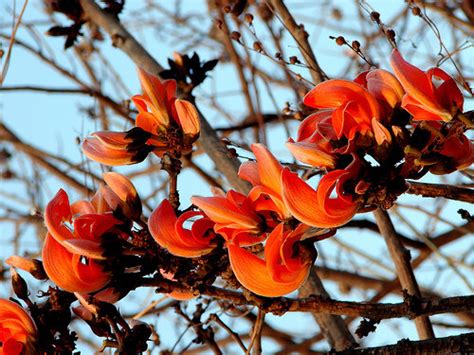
[42, 189, 117, 293]
[286, 110, 338, 169]
[191, 190, 266, 246]
[281, 157, 360, 228]
[0, 299, 37, 354]
[148, 199, 216, 257]
[239, 143, 290, 219]
[228, 223, 314, 297]
[82, 129, 156, 166]
[390, 49, 464, 122]
[132, 68, 200, 140]
[303, 79, 391, 145]
[354, 69, 404, 109]
[82, 68, 200, 166]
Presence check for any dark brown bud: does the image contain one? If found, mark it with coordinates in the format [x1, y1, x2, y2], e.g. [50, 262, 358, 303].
[370, 11, 380, 23]
[253, 41, 263, 52]
[386, 29, 396, 42]
[30, 259, 48, 280]
[230, 31, 241, 42]
[411, 6, 421, 16]
[275, 52, 282, 60]
[244, 13, 254, 24]
[335, 36, 345, 46]
[352, 40, 361, 51]
[227, 148, 238, 159]
[11, 268, 29, 301]
[0, 49, 4, 58]
[289, 56, 300, 64]
[223, 5, 231, 13]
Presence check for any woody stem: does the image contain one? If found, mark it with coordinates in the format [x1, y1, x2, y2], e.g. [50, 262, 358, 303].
[161, 154, 181, 210]
[373, 207, 435, 340]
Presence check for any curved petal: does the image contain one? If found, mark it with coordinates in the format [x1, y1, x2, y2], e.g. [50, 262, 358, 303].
[238, 161, 260, 186]
[297, 111, 334, 142]
[62, 239, 105, 260]
[82, 137, 136, 166]
[136, 67, 169, 127]
[103, 172, 138, 204]
[303, 80, 380, 120]
[0, 299, 36, 336]
[42, 234, 109, 293]
[175, 99, 200, 137]
[371, 118, 392, 145]
[149, 200, 213, 257]
[250, 143, 283, 196]
[44, 189, 74, 244]
[73, 214, 119, 241]
[191, 196, 260, 231]
[227, 244, 309, 297]
[286, 139, 336, 168]
[281, 169, 355, 228]
[366, 69, 404, 108]
[390, 49, 452, 121]
[316, 170, 358, 222]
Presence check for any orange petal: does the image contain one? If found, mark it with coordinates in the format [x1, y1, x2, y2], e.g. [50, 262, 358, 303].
[191, 195, 260, 231]
[0, 299, 37, 336]
[250, 143, 283, 196]
[366, 69, 404, 108]
[5, 256, 37, 274]
[227, 243, 309, 297]
[303, 80, 380, 120]
[103, 172, 138, 204]
[175, 99, 200, 137]
[82, 137, 136, 166]
[136, 68, 170, 127]
[286, 139, 335, 168]
[371, 118, 392, 145]
[71, 200, 96, 215]
[44, 189, 74, 244]
[73, 213, 118, 241]
[281, 169, 355, 228]
[149, 200, 213, 257]
[316, 170, 358, 222]
[296, 111, 333, 141]
[238, 161, 260, 186]
[42, 234, 110, 293]
[390, 49, 451, 121]
[62, 239, 105, 260]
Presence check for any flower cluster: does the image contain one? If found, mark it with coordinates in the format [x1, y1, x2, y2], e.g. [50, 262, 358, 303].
[83, 68, 200, 166]
[3, 50, 472, 351]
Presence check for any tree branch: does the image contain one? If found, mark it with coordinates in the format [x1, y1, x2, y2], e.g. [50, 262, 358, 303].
[407, 181, 474, 204]
[373, 208, 434, 340]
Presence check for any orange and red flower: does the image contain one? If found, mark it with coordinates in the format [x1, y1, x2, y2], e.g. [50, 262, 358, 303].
[303, 79, 392, 145]
[239, 143, 290, 219]
[192, 190, 266, 246]
[148, 199, 216, 258]
[42, 189, 116, 293]
[390, 49, 464, 122]
[282, 157, 360, 228]
[0, 299, 37, 354]
[228, 223, 315, 297]
[83, 68, 200, 166]
[286, 110, 338, 169]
